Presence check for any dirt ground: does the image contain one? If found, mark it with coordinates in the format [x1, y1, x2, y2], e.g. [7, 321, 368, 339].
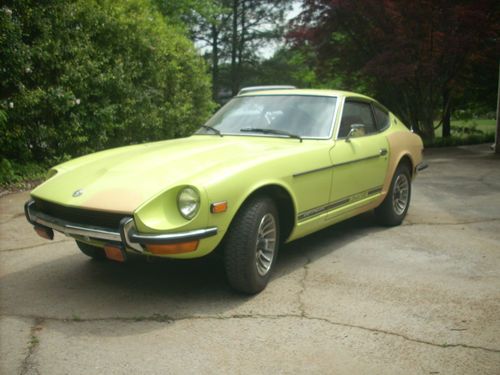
[1, 143, 499, 374]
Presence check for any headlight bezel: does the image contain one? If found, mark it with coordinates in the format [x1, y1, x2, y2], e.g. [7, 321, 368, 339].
[177, 186, 200, 220]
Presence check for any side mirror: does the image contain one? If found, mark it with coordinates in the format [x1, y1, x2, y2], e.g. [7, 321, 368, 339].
[345, 123, 365, 142]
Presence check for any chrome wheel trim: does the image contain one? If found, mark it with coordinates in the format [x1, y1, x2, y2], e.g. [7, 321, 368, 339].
[392, 174, 409, 216]
[255, 213, 277, 277]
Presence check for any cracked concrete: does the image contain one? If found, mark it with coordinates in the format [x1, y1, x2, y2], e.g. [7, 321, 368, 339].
[1, 144, 500, 374]
[297, 257, 311, 317]
[19, 318, 43, 375]
[8, 312, 497, 353]
[1, 239, 72, 253]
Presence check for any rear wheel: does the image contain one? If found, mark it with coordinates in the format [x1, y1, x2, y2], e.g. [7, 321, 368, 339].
[76, 241, 106, 260]
[223, 196, 279, 294]
[375, 163, 412, 226]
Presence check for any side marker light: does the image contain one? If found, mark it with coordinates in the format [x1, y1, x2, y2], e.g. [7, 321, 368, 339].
[210, 201, 228, 214]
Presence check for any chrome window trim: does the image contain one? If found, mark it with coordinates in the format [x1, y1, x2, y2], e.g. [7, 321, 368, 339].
[199, 94, 340, 141]
[335, 97, 393, 140]
[333, 96, 347, 140]
[238, 85, 296, 95]
[336, 97, 380, 140]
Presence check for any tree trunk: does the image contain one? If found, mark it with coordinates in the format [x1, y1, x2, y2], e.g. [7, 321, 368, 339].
[211, 23, 219, 101]
[495, 62, 500, 153]
[442, 89, 451, 138]
[230, 0, 239, 96]
[237, 0, 245, 87]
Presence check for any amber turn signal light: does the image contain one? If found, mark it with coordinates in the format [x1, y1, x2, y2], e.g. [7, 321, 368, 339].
[210, 201, 227, 214]
[34, 225, 54, 240]
[146, 240, 199, 255]
[104, 244, 126, 262]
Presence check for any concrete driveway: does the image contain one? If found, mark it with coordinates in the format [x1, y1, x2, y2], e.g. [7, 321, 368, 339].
[1, 144, 499, 374]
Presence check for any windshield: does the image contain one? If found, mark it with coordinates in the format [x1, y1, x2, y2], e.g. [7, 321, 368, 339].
[197, 95, 337, 139]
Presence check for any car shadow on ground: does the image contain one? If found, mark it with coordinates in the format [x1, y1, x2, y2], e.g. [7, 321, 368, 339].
[276, 211, 383, 271]
[1, 211, 390, 336]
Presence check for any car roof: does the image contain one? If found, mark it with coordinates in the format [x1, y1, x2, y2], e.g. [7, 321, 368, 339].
[238, 88, 372, 101]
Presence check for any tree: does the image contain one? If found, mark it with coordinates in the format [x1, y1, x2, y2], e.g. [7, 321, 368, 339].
[180, 0, 291, 100]
[187, 1, 233, 100]
[228, 0, 291, 95]
[0, 0, 213, 165]
[290, 0, 499, 139]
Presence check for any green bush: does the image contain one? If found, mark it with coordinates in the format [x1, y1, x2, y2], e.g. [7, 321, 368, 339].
[0, 0, 214, 167]
[424, 133, 495, 148]
[0, 158, 46, 186]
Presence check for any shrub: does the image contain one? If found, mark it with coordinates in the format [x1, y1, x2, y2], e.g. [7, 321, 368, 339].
[0, 0, 214, 165]
[424, 133, 495, 148]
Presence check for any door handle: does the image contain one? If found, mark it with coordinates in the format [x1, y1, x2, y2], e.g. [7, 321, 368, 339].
[379, 148, 388, 156]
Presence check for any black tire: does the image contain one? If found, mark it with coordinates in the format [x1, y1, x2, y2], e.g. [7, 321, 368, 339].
[76, 241, 106, 260]
[375, 163, 412, 226]
[223, 196, 280, 294]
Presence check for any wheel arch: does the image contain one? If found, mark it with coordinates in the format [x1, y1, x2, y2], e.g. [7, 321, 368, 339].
[383, 131, 420, 195]
[382, 152, 415, 197]
[397, 154, 415, 178]
[233, 183, 297, 243]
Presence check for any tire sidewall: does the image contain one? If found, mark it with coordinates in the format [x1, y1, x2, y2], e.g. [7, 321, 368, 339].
[376, 164, 412, 226]
[250, 199, 280, 287]
[223, 196, 280, 294]
[389, 165, 412, 222]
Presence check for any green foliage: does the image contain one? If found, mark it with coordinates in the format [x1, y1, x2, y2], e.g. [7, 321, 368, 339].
[424, 133, 495, 148]
[290, 0, 498, 140]
[238, 46, 372, 98]
[244, 48, 319, 88]
[434, 118, 495, 138]
[1, 0, 214, 168]
[0, 157, 46, 186]
[153, 0, 221, 24]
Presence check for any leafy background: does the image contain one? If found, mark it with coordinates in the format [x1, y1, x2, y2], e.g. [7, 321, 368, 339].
[0, 0, 498, 185]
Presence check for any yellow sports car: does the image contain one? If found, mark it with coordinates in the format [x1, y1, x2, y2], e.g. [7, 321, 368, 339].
[25, 86, 426, 293]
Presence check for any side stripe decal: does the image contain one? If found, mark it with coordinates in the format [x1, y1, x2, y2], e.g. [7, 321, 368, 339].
[297, 186, 383, 221]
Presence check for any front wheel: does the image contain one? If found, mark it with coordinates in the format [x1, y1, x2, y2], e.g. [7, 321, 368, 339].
[223, 196, 280, 294]
[375, 164, 412, 226]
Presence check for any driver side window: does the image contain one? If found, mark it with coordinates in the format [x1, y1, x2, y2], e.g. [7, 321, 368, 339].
[338, 101, 376, 138]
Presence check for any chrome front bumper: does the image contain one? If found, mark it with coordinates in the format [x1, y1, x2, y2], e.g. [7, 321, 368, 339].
[24, 200, 218, 253]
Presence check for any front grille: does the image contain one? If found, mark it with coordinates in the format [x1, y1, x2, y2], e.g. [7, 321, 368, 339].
[33, 198, 128, 229]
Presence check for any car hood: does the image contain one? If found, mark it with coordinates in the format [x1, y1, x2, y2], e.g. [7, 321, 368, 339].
[31, 135, 308, 212]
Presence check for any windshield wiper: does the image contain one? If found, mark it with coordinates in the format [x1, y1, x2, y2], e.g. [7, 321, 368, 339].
[240, 128, 302, 142]
[198, 125, 223, 137]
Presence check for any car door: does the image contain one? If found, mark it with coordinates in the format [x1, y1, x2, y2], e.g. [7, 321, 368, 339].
[327, 98, 389, 217]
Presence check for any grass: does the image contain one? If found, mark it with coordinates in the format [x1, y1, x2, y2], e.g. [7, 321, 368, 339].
[427, 118, 496, 148]
[434, 118, 495, 137]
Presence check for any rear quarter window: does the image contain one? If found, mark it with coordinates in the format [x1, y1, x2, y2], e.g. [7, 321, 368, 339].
[373, 106, 390, 130]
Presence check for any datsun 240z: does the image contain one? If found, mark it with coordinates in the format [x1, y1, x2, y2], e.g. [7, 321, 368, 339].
[25, 86, 427, 293]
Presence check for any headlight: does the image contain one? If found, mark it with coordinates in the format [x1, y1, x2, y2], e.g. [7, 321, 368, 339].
[177, 187, 200, 220]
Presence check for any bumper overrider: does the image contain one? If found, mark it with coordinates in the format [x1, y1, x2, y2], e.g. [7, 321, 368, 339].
[24, 200, 218, 258]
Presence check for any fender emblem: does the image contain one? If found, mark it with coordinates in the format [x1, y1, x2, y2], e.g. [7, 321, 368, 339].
[72, 189, 84, 197]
